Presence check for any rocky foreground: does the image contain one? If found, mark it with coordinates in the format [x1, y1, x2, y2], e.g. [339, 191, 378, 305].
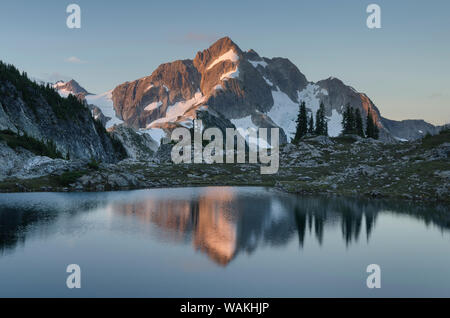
[1, 130, 449, 203]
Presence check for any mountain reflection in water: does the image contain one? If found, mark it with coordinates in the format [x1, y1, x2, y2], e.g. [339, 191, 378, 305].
[1, 187, 449, 267]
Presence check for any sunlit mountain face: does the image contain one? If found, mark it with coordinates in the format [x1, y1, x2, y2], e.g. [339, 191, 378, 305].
[109, 187, 240, 265]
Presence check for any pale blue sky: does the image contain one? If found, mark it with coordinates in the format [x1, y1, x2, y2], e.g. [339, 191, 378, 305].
[1, 0, 449, 124]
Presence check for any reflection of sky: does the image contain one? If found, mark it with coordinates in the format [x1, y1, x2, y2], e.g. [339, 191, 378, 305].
[0, 188, 449, 297]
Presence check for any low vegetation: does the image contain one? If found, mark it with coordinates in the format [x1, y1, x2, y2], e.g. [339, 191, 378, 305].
[0, 129, 63, 159]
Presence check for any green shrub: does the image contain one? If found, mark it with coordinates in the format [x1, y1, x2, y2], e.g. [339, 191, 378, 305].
[87, 158, 100, 170]
[56, 170, 85, 186]
[0, 130, 63, 159]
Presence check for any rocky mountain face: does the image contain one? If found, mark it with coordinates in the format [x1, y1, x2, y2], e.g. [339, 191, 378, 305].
[106, 36, 435, 142]
[108, 125, 158, 161]
[0, 62, 126, 164]
[381, 118, 440, 141]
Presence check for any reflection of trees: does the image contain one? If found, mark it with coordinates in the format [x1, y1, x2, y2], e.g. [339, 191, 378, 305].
[1, 189, 450, 266]
[0, 195, 105, 255]
[112, 191, 450, 265]
[290, 197, 383, 246]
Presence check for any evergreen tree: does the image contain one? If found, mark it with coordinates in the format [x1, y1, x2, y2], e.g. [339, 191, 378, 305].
[366, 108, 375, 138]
[373, 119, 379, 139]
[308, 113, 314, 134]
[342, 104, 356, 134]
[341, 105, 349, 134]
[354, 108, 365, 137]
[315, 102, 327, 136]
[315, 107, 322, 135]
[294, 101, 308, 142]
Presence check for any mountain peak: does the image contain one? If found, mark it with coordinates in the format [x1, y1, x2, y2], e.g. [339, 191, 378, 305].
[194, 36, 243, 71]
[208, 36, 240, 52]
[53, 79, 89, 96]
[245, 49, 261, 61]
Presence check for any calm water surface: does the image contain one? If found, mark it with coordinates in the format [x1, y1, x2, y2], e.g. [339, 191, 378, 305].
[0, 187, 449, 297]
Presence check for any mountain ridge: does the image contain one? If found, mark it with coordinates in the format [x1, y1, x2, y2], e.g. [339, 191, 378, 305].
[54, 37, 443, 142]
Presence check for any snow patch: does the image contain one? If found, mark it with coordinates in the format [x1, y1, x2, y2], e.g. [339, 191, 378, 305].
[263, 77, 274, 86]
[85, 90, 124, 129]
[297, 83, 324, 116]
[148, 91, 206, 127]
[55, 89, 72, 98]
[144, 84, 154, 92]
[231, 115, 258, 131]
[231, 116, 272, 149]
[266, 84, 338, 141]
[144, 101, 163, 112]
[220, 67, 239, 81]
[267, 88, 300, 141]
[327, 109, 343, 137]
[179, 120, 194, 129]
[207, 49, 239, 70]
[249, 60, 268, 68]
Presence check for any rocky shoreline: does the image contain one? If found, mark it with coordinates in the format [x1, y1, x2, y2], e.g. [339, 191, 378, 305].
[1, 133, 449, 204]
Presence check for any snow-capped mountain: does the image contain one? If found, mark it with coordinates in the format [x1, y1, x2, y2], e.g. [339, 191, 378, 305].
[53, 79, 89, 97]
[109, 37, 392, 141]
[53, 80, 167, 143]
[54, 37, 440, 142]
[53, 80, 124, 129]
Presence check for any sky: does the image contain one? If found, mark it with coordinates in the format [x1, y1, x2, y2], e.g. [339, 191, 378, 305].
[1, 0, 449, 125]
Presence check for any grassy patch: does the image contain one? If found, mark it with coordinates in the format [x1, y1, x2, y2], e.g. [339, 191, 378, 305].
[420, 129, 450, 149]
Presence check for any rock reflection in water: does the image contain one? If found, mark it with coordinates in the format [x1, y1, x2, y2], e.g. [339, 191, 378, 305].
[106, 187, 450, 266]
[1, 188, 449, 266]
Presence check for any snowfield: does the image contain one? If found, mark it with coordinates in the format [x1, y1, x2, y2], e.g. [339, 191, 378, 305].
[248, 60, 268, 68]
[220, 67, 239, 81]
[85, 91, 124, 129]
[148, 90, 205, 127]
[207, 49, 239, 70]
[266, 84, 341, 141]
[267, 88, 300, 141]
[327, 109, 343, 137]
[144, 101, 163, 112]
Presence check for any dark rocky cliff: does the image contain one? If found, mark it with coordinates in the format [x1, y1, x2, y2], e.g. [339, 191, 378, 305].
[0, 61, 126, 163]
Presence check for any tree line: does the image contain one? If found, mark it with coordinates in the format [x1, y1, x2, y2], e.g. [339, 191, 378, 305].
[293, 102, 327, 143]
[293, 101, 380, 143]
[342, 104, 379, 139]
